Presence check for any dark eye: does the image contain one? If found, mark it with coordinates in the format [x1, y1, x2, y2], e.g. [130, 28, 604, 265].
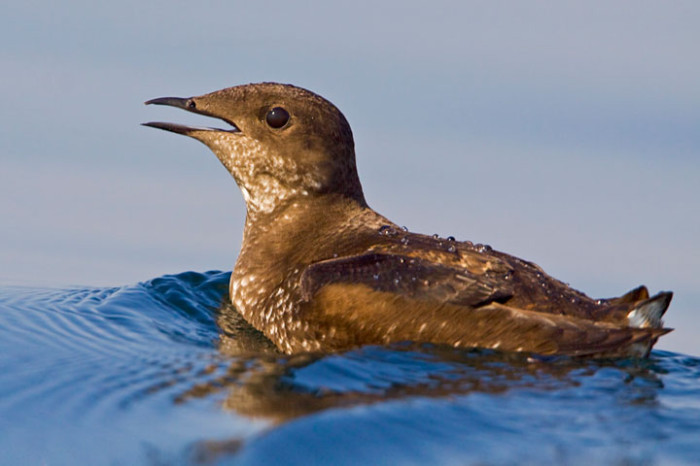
[266, 107, 290, 129]
[187, 99, 196, 109]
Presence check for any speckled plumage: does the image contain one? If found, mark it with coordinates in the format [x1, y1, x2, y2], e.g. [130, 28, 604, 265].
[145, 82, 672, 358]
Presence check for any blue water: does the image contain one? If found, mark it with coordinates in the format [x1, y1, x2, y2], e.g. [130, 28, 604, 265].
[1, 271, 699, 465]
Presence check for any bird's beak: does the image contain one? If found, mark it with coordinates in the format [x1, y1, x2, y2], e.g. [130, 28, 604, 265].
[144, 96, 193, 109]
[142, 96, 240, 135]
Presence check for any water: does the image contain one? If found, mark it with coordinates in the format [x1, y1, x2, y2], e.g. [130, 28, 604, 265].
[1, 271, 699, 465]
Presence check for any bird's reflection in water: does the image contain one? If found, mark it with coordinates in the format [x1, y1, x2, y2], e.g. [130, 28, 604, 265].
[174, 301, 664, 427]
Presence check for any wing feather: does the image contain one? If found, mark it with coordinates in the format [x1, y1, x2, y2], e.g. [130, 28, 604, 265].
[301, 252, 513, 307]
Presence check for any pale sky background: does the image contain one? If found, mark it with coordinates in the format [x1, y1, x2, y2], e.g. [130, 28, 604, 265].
[1, 1, 698, 354]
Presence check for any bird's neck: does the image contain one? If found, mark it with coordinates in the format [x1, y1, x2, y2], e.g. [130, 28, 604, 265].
[238, 171, 367, 223]
[242, 193, 364, 249]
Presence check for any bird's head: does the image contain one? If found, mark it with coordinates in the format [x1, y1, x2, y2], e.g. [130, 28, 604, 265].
[145, 83, 365, 216]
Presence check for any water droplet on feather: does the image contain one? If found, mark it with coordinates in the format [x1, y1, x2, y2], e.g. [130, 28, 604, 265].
[378, 225, 397, 236]
[476, 244, 492, 253]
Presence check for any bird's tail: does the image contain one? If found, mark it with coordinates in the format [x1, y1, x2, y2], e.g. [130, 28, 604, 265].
[627, 291, 673, 329]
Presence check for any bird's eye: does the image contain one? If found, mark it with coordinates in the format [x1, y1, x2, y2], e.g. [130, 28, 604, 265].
[187, 99, 196, 109]
[266, 107, 290, 129]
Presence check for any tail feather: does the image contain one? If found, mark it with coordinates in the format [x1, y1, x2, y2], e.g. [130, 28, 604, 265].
[627, 291, 673, 329]
[600, 285, 649, 306]
[616, 285, 650, 304]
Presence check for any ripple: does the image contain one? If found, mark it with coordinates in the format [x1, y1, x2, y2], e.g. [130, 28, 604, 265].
[0, 271, 233, 420]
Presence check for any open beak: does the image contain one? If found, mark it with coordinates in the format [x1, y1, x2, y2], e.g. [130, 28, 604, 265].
[142, 96, 240, 135]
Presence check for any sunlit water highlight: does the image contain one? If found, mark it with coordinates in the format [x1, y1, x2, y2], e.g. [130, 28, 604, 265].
[1, 271, 699, 465]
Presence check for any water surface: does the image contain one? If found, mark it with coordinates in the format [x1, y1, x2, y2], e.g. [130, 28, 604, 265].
[1, 271, 699, 465]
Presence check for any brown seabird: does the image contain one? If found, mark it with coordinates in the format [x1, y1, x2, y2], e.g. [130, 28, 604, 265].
[144, 82, 672, 358]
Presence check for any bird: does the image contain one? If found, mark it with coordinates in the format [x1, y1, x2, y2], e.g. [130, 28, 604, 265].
[144, 82, 672, 358]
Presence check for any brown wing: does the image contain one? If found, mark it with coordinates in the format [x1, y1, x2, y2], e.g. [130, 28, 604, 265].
[300, 252, 513, 308]
[298, 281, 666, 357]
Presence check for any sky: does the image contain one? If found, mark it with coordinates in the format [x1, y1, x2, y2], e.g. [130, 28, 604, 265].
[1, 1, 698, 354]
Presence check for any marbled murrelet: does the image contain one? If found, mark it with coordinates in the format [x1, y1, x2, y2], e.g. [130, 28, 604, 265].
[144, 82, 672, 358]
